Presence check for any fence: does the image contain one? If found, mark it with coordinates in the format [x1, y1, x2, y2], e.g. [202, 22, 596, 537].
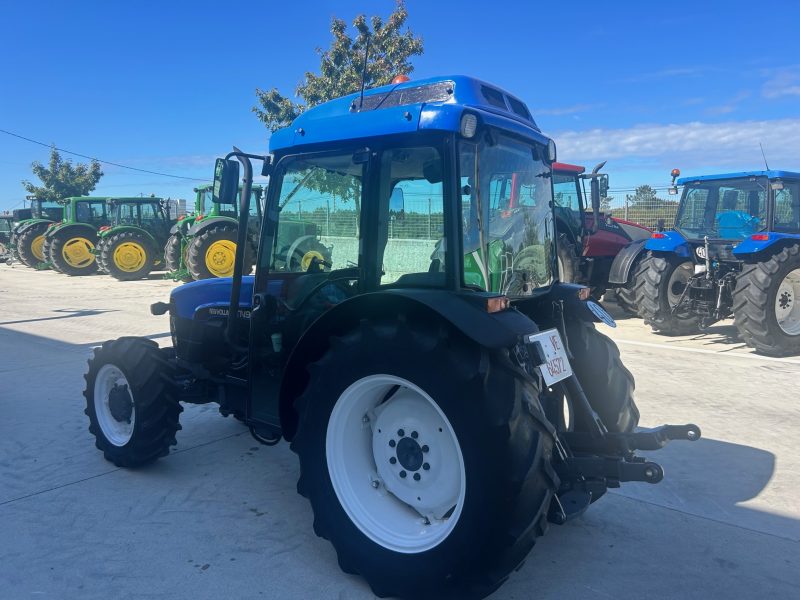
[602, 192, 680, 230]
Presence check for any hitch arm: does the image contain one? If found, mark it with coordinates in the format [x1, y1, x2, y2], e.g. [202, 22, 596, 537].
[557, 456, 665, 485]
[562, 423, 702, 455]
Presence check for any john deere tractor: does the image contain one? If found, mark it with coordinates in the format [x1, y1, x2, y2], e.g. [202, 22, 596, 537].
[43, 197, 110, 275]
[0, 212, 14, 261]
[618, 169, 800, 355]
[163, 184, 267, 281]
[8, 199, 64, 267]
[84, 75, 699, 599]
[95, 197, 175, 280]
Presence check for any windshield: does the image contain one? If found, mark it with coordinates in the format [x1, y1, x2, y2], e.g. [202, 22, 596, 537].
[32, 200, 62, 220]
[459, 133, 554, 295]
[676, 178, 767, 240]
[200, 188, 261, 218]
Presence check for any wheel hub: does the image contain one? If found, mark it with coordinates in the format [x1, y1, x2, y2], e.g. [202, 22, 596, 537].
[775, 268, 800, 335]
[393, 433, 427, 474]
[113, 242, 146, 272]
[63, 237, 95, 267]
[108, 383, 133, 423]
[205, 240, 236, 277]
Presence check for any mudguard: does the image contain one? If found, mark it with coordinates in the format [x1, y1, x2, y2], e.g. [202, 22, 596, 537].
[13, 219, 54, 236]
[98, 226, 158, 247]
[733, 232, 800, 258]
[46, 222, 97, 239]
[278, 289, 543, 439]
[187, 216, 237, 237]
[645, 230, 690, 257]
[608, 239, 648, 285]
[514, 282, 616, 328]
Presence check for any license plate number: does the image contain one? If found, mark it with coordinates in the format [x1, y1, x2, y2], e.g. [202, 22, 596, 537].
[524, 329, 573, 386]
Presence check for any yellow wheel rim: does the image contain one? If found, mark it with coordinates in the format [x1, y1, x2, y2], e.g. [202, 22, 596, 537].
[300, 250, 324, 271]
[31, 235, 46, 261]
[62, 237, 96, 268]
[205, 240, 237, 277]
[113, 242, 147, 272]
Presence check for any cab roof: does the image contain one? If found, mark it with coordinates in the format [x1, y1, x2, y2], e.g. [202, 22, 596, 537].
[678, 170, 800, 184]
[269, 75, 548, 154]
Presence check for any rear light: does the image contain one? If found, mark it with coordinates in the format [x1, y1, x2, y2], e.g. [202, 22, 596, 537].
[486, 296, 510, 313]
[671, 168, 681, 177]
[177, 215, 186, 221]
[99, 225, 111, 232]
[577, 287, 591, 301]
[196, 213, 205, 221]
[651, 232, 667, 239]
[751, 234, 769, 241]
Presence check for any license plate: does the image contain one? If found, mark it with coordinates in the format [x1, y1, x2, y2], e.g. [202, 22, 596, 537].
[524, 329, 573, 386]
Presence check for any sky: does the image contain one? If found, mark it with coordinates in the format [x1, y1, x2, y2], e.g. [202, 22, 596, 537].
[1, 0, 799, 211]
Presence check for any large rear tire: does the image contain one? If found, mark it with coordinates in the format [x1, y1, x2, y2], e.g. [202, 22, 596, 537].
[100, 230, 155, 281]
[16, 223, 49, 267]
[614, 256, 647, 316]
[291, 316, 557, 599]
[49, 229, 99, 275]
[164, 233, 192, 282]
[637, 253, 699, 335]
[186, 224, 253, 280]
[83, 337, 182, 467]
[733, 244, 800, 356]
[557, 235, 579, 284]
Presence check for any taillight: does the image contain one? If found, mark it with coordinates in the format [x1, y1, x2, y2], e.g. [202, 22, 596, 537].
[651, 232, 667, 239]
[486, 296, 510, 313]
[751, 234, 769, 241]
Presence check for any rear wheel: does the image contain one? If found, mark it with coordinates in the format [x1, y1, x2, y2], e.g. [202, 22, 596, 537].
[49, 229, 99, 275]
[614, 257, 648, 316]
[83, 337, 182, 467]
[291, 317, 557, 599]
[186, 224, 253, 280]
[733, 244, 800, 356]
[16, 223, 49, 267]
[101, 230, 155, 280]
[557, 235, 579, 284]
[164, 233, 192, 282]
[637, 253, 699, 334]
[289, 239, 330, 272]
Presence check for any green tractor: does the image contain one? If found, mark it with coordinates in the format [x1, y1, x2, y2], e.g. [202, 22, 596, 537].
[0, 212, 14, 261]
[164, 184, 271, 281]
[43, 197, 110, 275]
[8, 199, 64, 267]
[96, 197, 176, 280]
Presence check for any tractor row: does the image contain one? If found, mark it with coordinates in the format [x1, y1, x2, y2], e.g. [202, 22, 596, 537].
[610, 169, 800, 357]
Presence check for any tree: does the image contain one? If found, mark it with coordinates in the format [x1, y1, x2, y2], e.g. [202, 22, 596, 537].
[626, 184, 658, 207]
[253, 0, 424, 133]
[22, 147, 103, 202]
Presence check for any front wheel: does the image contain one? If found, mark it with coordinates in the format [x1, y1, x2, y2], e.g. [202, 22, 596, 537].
[83, 337, 182, 467]
[733, 244, 800, 356]
[15, 223, 49, 268]
[636, 254, 699, 335]
[291, 317, 557, 599]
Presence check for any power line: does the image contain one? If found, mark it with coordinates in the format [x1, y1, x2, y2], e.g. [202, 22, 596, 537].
[0, 128, 207, 182]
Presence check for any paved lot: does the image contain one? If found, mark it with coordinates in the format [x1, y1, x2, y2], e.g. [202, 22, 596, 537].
[1, 264, 798, 599]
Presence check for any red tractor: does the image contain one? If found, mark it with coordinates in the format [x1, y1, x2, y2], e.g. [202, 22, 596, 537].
[553, 162, 651, 305]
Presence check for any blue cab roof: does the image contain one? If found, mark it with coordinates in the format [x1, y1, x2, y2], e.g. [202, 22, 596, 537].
[269, 75, 549, 154]
[678, 170, 800, 184]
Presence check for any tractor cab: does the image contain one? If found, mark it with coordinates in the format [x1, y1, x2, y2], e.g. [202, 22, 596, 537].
[30, 199, 64, 221]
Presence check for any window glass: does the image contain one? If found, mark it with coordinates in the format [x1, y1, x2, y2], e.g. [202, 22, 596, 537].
[676, 179, 767, 239]
[378, 147, 445, 286]
[271, 153, 361, 273]
[140, 203, 158, 221]
[774, 182, 800, 231]
[460, 134, 554, 295]
[553, 173, 582, 212]
[117, 203, 136, 224]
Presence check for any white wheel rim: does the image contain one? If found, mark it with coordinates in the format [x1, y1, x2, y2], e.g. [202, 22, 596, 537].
[93, 364, 135, 446]
[668, 262, 693, 307]
[775, 268, 800, 336]
[326, 374, 466, 554]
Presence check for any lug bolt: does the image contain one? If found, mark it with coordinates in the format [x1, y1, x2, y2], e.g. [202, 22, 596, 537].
[411, 431, 418, 439]
[389, 439, 396, 448]
[398, 429, 405, 437]
[390, 457, 397, 465]
[421, 445, 429, 453]
[423, 462, 430, 470]
[400, 471, 407, 478]
[413, 473, 421, 481]
[371, 479, 380, 488]
[362, 415, 370, 423]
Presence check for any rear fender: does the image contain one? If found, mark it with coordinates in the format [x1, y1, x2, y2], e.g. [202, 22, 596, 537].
[514, 282, 616, 328]
[608, 239, 647, 285]
[187, 216, 237, 237]
[733, 232, 800, 259]
[14, 219, 53, 236]
[645, 230, 690, 257]
[99, 226, 157, 246]
[47, 222, 97, 239]
[278, 289, 541, 440]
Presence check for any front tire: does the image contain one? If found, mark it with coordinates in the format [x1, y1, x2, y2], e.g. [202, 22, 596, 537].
[637, 253, 699, 335]
[291, 317, 557, 599]
[16, 223, 49, 267]
[83, 337, 182, 467]
[100, 231, 155, 281]
[186, 224, 253, 280]
[733, 244, 800, 356]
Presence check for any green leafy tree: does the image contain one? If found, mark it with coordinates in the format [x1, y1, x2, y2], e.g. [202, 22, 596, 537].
[22, 147, 103, 202]
[253, 0, 424, 133]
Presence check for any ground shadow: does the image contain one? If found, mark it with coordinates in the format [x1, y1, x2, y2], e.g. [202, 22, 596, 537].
[0, 308, 119, 326]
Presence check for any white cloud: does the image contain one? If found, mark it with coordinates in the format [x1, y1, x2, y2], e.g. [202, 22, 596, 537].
[762, 68, 800, 99]
[550, 118, 800, 168]
[535, 103, 598, 116]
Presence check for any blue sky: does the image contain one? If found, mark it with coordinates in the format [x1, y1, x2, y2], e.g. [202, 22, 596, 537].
[1, 0, 799, 211]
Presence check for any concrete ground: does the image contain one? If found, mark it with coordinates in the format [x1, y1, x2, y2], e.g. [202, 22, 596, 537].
[1, 264, 798, 600]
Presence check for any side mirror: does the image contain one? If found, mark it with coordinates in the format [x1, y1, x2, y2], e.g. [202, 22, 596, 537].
[389, 187, 405, 219]
[212, 158, 240, 204]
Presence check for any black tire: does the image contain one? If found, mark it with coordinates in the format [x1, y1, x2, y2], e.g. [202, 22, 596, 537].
[100, 230, 156, 281]
[49, 228, 100, 276]
[291, 316, 558, 600]
[614, 257, 648, 317]
[164, 233, 193, 282]
[16, 223, 49, 268]
[636, 253, 699, 335]
[733, 244, 800, 356]
[83, 337, 182, 467]
[288, 239, 330, 272]
[186, 224, 253, 280]
[566, 319, 639, 433]
[557, 235, 579, 284]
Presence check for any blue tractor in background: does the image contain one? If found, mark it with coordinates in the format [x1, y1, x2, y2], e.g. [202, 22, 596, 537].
[81, 75, 699, 599]
[618, 169, 800, 356]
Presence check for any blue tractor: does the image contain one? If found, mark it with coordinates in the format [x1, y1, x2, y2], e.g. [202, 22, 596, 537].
[82, 75, 699, 599]
[615, 169, 800, 355]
